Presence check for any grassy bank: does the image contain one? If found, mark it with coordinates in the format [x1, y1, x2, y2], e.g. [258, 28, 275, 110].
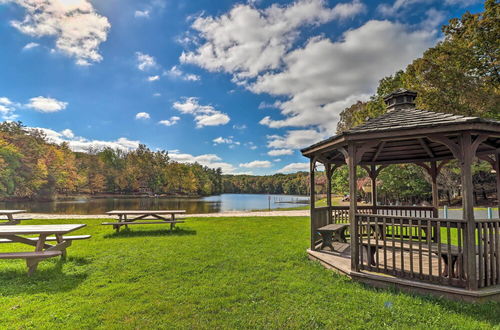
[0, 216, 498, 328]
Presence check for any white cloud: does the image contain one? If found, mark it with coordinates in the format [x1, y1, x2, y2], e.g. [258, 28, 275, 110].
[164, 66, 201, 81]
[445, 0, 481, 4]
[168, 151, 236, 173]
[250, 20, 435, 131]
[22, 42, 39, 50]
[377, 0, 432, 16]
[273, 158, 282, 162]
[7, 0, 110, 65]
[267, 148, 294, 156]
[32, 127, 140, 152]
[173, 97, 230, 128]
[267, 129, 327, 149]
[26, 96, 67, 113]
[134, 10, 150, 18]
[136, 52, 157, 71]
[181, 0, 365, 79]
[0, 97, 13, 106]
[135, 112, 150, 120]
[213, 136, 240, 148]
[0, 101, 18, 120]
[158, 116, 180, 126]
[233, 124, 247, 130]
[239, 160, 272, 168]
[153, 93, 162, 97]
[60, 128, 74, 138]
[213, 137, 233, 144]
[277, 162, 309, 173]
[148, 75, 160, 81]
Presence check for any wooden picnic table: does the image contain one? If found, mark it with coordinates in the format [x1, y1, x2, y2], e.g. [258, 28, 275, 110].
[0, 210, 29, 225]
[102, 210, 186, 232]
[0, 224, 89, 275]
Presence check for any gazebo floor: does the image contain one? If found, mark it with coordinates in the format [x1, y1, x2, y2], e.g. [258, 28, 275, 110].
[308, 245, 500, 302]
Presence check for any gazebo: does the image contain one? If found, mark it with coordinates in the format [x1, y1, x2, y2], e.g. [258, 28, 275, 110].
[301, 89, 500, 301]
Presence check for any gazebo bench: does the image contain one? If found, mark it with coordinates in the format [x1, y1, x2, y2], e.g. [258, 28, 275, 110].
[361, 239, 476, 278]
[317, 223, 350, 251]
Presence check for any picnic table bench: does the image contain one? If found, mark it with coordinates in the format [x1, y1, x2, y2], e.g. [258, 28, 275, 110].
[0, 224, 90, 275]
[0, 210, 31, 225]
[317, 223, 350, 251]
[102, 210, 186, 232]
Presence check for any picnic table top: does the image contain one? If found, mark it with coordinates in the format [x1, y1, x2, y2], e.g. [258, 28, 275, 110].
[106, 210, 186, 215]
[0, 210, 27, 215]
[0, 224, 86, 235]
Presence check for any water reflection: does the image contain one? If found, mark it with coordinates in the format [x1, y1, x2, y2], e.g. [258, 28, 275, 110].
[0, 194, 308, 215]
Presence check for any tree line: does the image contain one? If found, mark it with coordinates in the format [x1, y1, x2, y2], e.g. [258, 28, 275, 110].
[0, 122, 222, 201]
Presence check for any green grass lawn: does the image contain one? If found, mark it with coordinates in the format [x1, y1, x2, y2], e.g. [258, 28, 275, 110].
[0, 217, 499, 329]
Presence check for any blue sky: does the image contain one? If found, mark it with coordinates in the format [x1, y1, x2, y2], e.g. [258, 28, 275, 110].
[0, 0, 484, 175]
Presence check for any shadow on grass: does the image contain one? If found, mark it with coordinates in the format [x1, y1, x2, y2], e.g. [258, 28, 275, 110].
[356, 281, 500, 326]
[103, 227, 197, 239]
[0, 257, 89, 296]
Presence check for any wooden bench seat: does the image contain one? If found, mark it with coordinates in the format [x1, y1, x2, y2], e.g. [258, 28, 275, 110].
[360, 239, 479, 277]
[101, 221, 184, 225]
[317, 223, 350, 251]
[0, 250, 62, 259]
[0, 235, 91, 244]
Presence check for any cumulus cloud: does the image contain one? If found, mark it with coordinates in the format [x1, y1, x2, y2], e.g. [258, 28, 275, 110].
[22, 42, 39, 50]
[377, 0, 432, 16]
[164, 66, 201, 81]
[239, 160, 272, 168]
[7, 0, 110, 65]
[136, 52, 157, 71]
[32, 127, 140, 152]
[277, 162, 309, 173]
[250, 20, 435, 132]
[213, 136, 240, 148]
[134, 10, 150, 18]
[181, 0, 365, 79]
[168, 151, 236, 173]
[148, 75, 160, 81]
[26, 96, 67, 113]
[267, 129, 327, 149]
[267, 148, 294, 156]
[173, 97, 230, 128]
[0, 97, 18, 120]
[135, 112, 150, 120]
[60, 128, 74, 138]
[158, 116, 180, 126]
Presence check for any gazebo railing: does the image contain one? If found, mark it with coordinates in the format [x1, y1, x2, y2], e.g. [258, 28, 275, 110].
[354, 214, 500, 289]
[475, 219, 500, 288]
[311, 205, 436, 249]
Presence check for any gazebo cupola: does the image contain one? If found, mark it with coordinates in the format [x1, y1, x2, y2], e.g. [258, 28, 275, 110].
[384, 88, 417, 111]
[301, 89, 500, 301]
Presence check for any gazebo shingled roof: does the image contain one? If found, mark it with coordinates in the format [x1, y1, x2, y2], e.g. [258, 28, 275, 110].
[301, 90, 500, 166]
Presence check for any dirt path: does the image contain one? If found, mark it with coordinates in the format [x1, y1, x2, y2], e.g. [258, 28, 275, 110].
[21, 210, 309, 220]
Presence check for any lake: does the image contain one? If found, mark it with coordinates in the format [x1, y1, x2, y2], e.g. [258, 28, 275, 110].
[0, 194, 309, 215]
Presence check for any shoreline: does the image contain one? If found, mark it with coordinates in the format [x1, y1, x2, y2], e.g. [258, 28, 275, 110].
[19, 210, 310, 220]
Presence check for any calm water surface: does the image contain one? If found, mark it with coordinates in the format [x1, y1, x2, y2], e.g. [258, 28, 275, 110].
[0, 194, 309, 215]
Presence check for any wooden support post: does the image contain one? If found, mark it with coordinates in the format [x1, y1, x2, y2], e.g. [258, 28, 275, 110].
[326, 163, 332, 225]
[310, 158, 316, 250]
[460, 133, 478, 290]
[495, 153, 500, 212]
[370, 164, 377, 214]
[348, 143, 359, 271]
[430, 161, 439, 218]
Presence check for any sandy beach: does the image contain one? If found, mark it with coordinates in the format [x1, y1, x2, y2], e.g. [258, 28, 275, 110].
[20, 210, 309, 220]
